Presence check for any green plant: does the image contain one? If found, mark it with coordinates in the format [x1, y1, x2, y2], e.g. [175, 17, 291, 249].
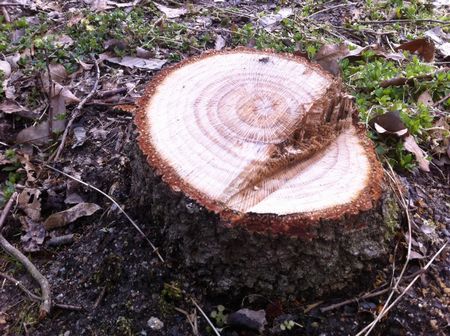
[210, 305, 227, 327]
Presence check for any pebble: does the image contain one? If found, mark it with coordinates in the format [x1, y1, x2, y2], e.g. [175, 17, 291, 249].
[147, 317, 164, 330]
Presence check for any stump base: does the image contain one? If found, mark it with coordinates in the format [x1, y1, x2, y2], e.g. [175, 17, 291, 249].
[128, 140, 399, 299]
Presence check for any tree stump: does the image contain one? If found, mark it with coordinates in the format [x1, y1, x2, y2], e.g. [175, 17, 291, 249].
[130, 49, 399, 298]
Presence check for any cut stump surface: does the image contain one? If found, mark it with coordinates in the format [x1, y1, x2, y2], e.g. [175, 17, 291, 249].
[130, 48, 398, 297]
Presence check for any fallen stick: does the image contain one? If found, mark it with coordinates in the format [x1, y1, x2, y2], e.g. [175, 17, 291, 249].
[52, 54, 100, 162]
[0, 272, 82, 311]
[0, 193, 52, 319]
[356, 240, 449, 336]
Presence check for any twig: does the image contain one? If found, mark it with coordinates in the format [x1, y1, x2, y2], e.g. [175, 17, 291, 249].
[320, 269, 424, 313]
[191, 298, 221, 336]
[1, 6, 10, 22]
[41, 162, 165, 263]
[95, 87, 128, 99]
[0, 192, 18, 232]
[357, 163, 413, 336]
[174, 307, 199, 336]
[308, 2, 356, 19]
[356, 240, 448, 335]
[0, 272, 82, 311]
[93, 286, 107, 309]
[0, 3, 26, 6]
[52, 54, 100, 162]
[0, 193, 52, 318]
[357, 19, 450, 25]
[47, 234, 74, 247]
[44, 48, 53, 135]
[433, 92, 450, 107]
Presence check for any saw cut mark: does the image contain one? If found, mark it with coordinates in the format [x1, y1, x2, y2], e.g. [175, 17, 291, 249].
[139, 49, 378, 217]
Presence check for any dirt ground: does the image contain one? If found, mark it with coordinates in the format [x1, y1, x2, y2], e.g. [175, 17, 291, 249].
[1, 1, 449, 335]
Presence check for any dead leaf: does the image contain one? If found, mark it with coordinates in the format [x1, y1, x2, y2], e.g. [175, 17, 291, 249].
[409, 250, 425, 259]
[396, 38, 435, 62]
[418, 90, 434, 107]
[18, 188, 42, 221]
[0, 99, 34, 118]
[20, 216, 46, 252]
[259, 8, 293, 30]
[104, 39, 128, 53]
[6, 53, 21, 69]
[99, 53, 167, 70]
[85, 0, 112, 11]
[44, 203, 101, 230]
[345, 44, 405, 62]
[429, 117, 449, 159]
[425, 27, 450, 58]
[314, 43, 350, 76]
[54, 34, 74, 48]
[0, 60, 11, 78]
[41, 66, 79, 104]
[403, 134, 430, 172]
[215, 35, 226, 51]
[72, 126, 87, 148]
[47, 63, 67, 84]
[18, 154, 38, 185]
[136, 47, 154, 59]
[16, 122, 51, 145]
[154, 2, 187, 19]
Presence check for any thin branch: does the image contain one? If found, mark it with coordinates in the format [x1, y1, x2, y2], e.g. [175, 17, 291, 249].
[174, 307, 199, 336]
[44, 49, 53, 135]
[320, 269, 424, 313]
[0, 192, 18, 232]
[308, 2, 356, 19]
[356, 240, 448, 335]
[0, 272, 82, 311]
[433, 92, 450, 107]
[41, 162, 164, 263]
[191, 298, 221, 336]
[357, 163, 413, 336]
[53, 54, 100, 162]
[0, 192, 52, 318]
[357, 19, 450, 25]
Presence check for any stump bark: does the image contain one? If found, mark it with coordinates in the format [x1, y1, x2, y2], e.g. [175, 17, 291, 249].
[130, 48, 399, 298]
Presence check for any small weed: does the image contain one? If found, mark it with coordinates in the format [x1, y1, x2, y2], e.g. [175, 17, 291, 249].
[116, 316, 133, 336]
[210, 305, 228, 327]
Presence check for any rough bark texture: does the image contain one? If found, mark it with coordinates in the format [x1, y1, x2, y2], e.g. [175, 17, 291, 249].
[129, 139, 399, 299]
[128, 49, 401, 299]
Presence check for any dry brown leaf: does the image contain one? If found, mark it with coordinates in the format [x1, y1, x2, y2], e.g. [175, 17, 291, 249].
[314, 43, 350, 76]
[136, 47, 153, 59]
[20, 216, 46, 252]
[85, 0, 112, 11]
[429, 117, 450, 159]
[425, 27, 450, 58]
[0, 99, 32, 117]
[18, 154, 38, 185]
[154, 2, 187, 19]
[396, 38, 435, 63]
[418, 90, 434, 107]
[346, 44, 405, 62]
[54, 34, 74, 48]
[18, 188, 42, 221]
[99, 53, 167, 70]
[403, 134, 430, 172]
[47, 63, 68, 84]
[44, 202, 101, 230]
